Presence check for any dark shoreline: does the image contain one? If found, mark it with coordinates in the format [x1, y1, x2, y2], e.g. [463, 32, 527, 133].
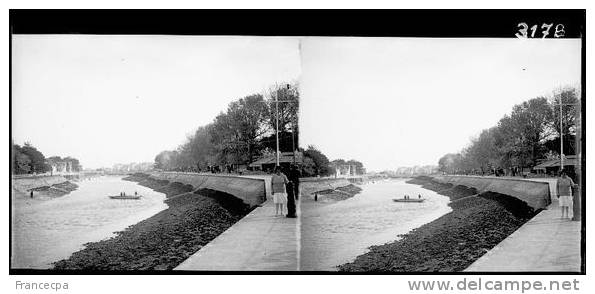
[36, 181, 79, 197]
[52, 173, 252, 270]
[12, 179, 79, 199]
[338, 176, 538, 272]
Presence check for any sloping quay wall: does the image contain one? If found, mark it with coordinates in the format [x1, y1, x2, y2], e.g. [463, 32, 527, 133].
[300, 178, 352, 196]
[12, 175, 70, 192]
[147, 172, 267, 207]
[432, 175, 551, 210]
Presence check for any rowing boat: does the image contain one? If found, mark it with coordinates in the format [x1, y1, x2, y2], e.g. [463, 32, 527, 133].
[109, 195, 142, 200]
[392, 198, 425, 203]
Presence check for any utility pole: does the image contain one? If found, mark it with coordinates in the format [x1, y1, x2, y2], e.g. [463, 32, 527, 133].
[275, 89, 280, 167]
[272, 84, 296, 167]
[292, 123, 296, 165]
[560, 91, 564, 171]
[556, 90, 579, 174]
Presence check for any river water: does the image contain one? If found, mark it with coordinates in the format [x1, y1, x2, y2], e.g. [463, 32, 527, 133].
[299, 179, 452, 271]
[11, 176, 168, 269]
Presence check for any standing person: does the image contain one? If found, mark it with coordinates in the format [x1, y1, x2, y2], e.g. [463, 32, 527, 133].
[271, 167, 289, 216]
[286, 180, 296, 218]
[289, 165, 301, 200]
[556, 170, 575, 219]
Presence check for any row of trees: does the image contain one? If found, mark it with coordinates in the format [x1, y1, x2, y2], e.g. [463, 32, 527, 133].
[290, 145, 366, 177]
[12, 141, 82, 175]
[438, 87, 580, 175]
[330, 158, 366, 175]
[155, 83, 300, 171]
[153, 82, 366, 178]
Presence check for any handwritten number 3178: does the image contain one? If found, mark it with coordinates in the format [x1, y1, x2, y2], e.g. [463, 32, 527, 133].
[515, 23, 565, 38]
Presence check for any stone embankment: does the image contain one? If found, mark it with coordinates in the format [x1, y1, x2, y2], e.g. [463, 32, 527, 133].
[339, 176, 537, 272]
[300, 178, 362, 201]
[146, 172, 267, 206]
[52, 173, 253, 270]
[431, 175, 551, 209]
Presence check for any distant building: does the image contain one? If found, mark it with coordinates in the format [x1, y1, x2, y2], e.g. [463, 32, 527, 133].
[533, 155, 578, 178]
[49, 161, 73, 175]
[110, 162, 154, 173]
[249, 152, 303, 172]
[393, 165, 439, 176]
[331, 163, 358, 178]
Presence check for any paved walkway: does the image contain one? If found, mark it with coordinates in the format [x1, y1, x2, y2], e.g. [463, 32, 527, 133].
[465, 198, 581, 272]
[175, 197, 299, 271]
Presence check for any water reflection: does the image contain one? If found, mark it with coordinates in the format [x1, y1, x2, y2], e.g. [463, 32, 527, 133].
[299, 179, 451, 271]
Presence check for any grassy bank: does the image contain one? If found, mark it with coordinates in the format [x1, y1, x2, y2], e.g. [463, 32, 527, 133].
[52, 173, 252, 270]
[338, 176, 537, 272]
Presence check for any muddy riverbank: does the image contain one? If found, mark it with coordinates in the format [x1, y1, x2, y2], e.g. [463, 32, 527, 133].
[12, 175, 79, 199]
[314, 184, 363, 201]
[300, 179, 451, 271]
[52, 173, 252, 270]
[339, 176, 537, 272]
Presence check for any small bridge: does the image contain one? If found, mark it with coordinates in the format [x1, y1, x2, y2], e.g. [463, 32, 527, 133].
[146, 172, 269, 206]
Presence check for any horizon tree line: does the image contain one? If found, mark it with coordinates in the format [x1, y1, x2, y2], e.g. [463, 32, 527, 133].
[11, 141, 82, 175]
[153, 81, 367, 178]
[154, 82, 300, 172]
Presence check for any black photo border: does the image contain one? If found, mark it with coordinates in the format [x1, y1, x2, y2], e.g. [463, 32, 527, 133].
[8, 9, 586, 275]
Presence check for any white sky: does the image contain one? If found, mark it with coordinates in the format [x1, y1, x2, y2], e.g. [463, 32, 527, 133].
[299, 38, 581, 172]
[12, 35, 301, 169]
[11, 36, 581, 171]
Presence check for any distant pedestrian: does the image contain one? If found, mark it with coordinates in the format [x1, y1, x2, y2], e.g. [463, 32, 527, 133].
[418, 194, 421, 199]
[30, 190, 33, 198]
[271, 167, 289, 216]
[557, 171, 575, 219]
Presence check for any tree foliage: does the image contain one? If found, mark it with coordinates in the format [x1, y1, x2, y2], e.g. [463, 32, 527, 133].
[438, 87, 579, 174]
[46, 155, 83, 172]
[12, 142, 50, 174]
[302, 145, 332, 177]
[154, 83, 299, 171]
